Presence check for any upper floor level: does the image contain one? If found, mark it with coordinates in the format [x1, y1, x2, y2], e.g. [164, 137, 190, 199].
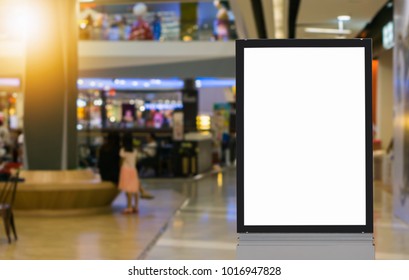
[0, 0, 239, 43]
[0, 0, 242, 78]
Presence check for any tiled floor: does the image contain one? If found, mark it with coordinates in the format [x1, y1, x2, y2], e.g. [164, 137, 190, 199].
[144, 170, 409, 260]
[1, 168, 409, 259]
[142, 170, 237, 260]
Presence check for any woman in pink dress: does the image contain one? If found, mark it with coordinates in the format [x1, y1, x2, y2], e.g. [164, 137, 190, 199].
[118, 133, 140, 214]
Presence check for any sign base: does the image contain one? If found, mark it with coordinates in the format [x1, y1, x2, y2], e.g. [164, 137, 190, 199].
[237, 233, 375, 260]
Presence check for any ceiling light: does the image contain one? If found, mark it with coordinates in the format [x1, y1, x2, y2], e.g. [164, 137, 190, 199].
[305, 28, 351, 35]
[273, 0, 286, 39]
[337, 15, 351, 21]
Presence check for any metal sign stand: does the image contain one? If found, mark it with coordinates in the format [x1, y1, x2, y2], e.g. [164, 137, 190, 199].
[237, 233, 374, 260]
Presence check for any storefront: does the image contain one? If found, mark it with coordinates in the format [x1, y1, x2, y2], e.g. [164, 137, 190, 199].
[76, 77, 235, 174]
[77, 90, 182, 131]
[77, 78, 184, 131]
[0, 77, 23, 130]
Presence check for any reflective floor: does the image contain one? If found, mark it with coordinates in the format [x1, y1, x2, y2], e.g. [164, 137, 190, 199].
[142, 169, 237, 260]
[0, 168, 408, 259]
[144, 170, 409, 260]
[374, 181, 409, 259]
[0, 189, 186, 259]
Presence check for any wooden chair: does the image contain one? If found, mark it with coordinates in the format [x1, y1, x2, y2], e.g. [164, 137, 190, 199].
[0, 169, 20, 243]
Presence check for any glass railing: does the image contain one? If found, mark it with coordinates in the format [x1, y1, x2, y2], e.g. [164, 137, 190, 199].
[79, 1, 237, 42]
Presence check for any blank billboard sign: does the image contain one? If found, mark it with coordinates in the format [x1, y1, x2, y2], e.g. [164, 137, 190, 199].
[236, 39, 373, 233]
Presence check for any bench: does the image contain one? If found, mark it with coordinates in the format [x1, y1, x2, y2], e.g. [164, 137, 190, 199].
[14, 170, 119, 212]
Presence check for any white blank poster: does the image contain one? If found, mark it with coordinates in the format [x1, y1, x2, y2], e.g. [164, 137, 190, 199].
[244, 47, 366, 226]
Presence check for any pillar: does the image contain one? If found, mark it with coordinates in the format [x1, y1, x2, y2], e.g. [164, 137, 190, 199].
[376, 49, 393, 149]
[393, 0, 409, 223]
[180, 2, 198, 40]
[24, 0, 78, 169]
[182, 79, 198, 133]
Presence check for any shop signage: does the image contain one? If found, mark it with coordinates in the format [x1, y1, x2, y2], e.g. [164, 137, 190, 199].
[0, 77, 20, 89]
[382, 21, 394, 50]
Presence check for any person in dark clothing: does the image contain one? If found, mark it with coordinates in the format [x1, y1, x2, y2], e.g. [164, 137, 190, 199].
[98, 132, 154, 199]
[98, 132, 121, 185]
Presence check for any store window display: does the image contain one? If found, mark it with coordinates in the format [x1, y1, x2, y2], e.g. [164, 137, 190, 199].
[121, 105, 136, 129]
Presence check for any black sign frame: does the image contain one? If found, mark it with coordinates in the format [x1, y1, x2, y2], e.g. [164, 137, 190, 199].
[236, 39, 373, 233]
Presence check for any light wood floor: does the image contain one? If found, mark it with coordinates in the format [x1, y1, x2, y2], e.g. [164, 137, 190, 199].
[0, 190, 186, 259]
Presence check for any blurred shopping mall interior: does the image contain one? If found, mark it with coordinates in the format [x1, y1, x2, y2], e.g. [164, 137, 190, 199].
[1, 0, 409, 259]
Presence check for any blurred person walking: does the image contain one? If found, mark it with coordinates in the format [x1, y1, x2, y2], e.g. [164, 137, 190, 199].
[129, 3, 153, 40]
[0, 120, 11, 160]
[11, 129, 24, 163]
[213, 0, 230, 41]
[98, 132, 121, 185]
[152, 13, 162, 41]
[110, 15, 129, 41]
[118, 133, 140, 214]
[98, 132, 154, 200]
